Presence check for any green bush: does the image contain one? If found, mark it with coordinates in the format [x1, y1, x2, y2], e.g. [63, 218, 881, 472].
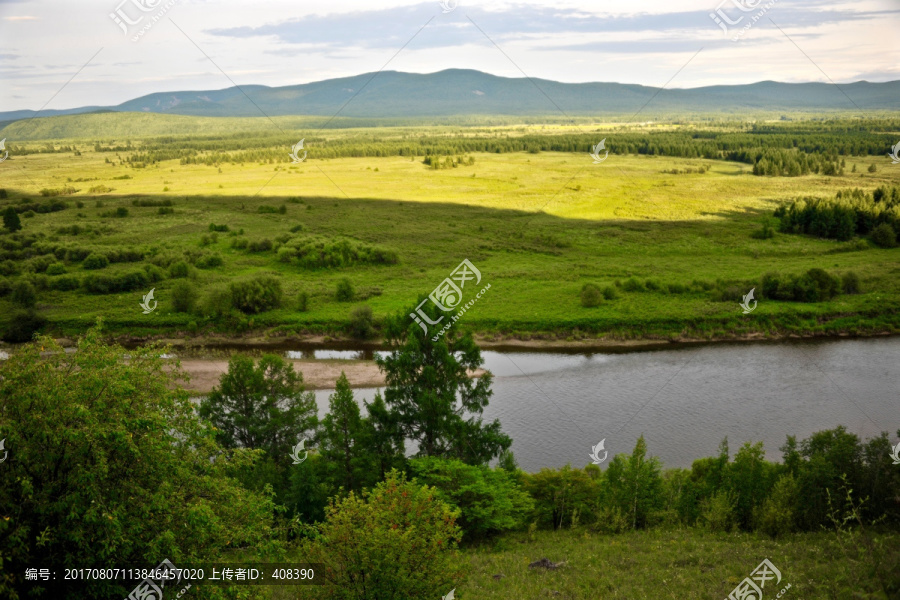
[336, 278, 355, 302]
[297, 291, 309, 312]
[580, 283, 602, 307]
[410, 457, 534, 540]
[168, 260, 190, 278]
[645, 279, 662, 291]
[208, 223, 229, 232]
[349, 305, 375, 339]
[1, 310, 46, 343]
[11, 280, 37, 308]
[200, 285, 234, 319]
[82, 271, 149, 294]
[300, 470, 463, 600]
[247, 239, 273, 252]
[602, 285, 619, 300]
[523, 465, 600, 530]
[45, 263, 66, 276]
[623, 277, 646, 292]
[871, 223, 897, 248]
[841, 271, 861, 294]
[82, 253, 109, 270]
[229, 274, 283, 314]
[754, 473, 798, 538]
[195, 253, 223, 269]
[171, 280, 198, 313]
[50, 275, 80, 291]
[700, 490, 737, 532]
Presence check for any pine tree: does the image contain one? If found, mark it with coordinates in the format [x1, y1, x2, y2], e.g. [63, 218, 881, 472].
[3, 207, 21, 232]
[319, 372, 369, 494]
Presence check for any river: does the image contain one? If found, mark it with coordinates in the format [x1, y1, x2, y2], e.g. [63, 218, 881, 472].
[306, 337, 898, 471]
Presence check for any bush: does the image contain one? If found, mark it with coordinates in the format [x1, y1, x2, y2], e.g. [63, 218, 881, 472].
[157, 206, 175, 215]
[230, 238, 249, 250]
[209, 223, 229, 232]
[171, 280, 198, 313]
[580, 283, 602, 307]
[700, 490, 737, 532]
[297, 291, 309, 312]
[11, 280, 37, 308]
[195, 253, 223, 269]
[300, 470, 463, 600]
[754, 473, 798, 538]
[349, 305, 375, 339]
[841, 271, 861, 294]
[168, 260, 190, 278]
[82, 271, 149, 294]
[82, 253, 109, 270]
[623, 277, 646, 292]
[335, 278, 355, 302]
[200, 286, 234, 319]
[410, 457, 534, 540]
[4, 207, 22, 232]
[229, 274, 283, 314]
[871, 223, 897, 248]
[50, 275, 80, 291]
[645, 279, 662, 291]
[45, 263, 66, 276]
[247, 239, 273, 252]
[602, 285, 619, 300]
[1, 310, 46, 343]
[751, 221, 776, 239]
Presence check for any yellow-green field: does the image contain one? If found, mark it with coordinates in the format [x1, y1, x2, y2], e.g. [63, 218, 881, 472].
[1, 117, 899, 342]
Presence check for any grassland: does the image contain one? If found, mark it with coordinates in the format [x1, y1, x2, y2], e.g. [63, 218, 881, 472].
[1, 114, 899, 344]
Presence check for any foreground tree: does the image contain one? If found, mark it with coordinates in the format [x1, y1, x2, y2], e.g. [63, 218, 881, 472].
[299, 470, 463, 600]
[319, 372, 373, 495]
[376, 305, 511, 464]
[0, 327, 279, 600]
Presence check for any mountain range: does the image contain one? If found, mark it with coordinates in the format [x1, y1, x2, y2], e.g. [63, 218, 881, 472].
[2, 69, 898, 124]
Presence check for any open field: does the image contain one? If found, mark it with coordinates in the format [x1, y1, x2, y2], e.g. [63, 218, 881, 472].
[1, 115, 899, 343]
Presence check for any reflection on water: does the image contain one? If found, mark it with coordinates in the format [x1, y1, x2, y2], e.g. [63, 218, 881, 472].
[310, 338, 899, 472]
[286, 349, 388, 361]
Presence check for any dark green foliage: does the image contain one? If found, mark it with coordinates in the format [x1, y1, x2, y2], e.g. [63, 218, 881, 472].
[522, 464, 601, 530]
[10, 280, 37, 308]
[199, 354, 318, 464]
[199, 285, 234, 319]
[602, 285, 619, 300]
[171, 280, 197, 313]
[318, 373, 375, 496]
[3, 207, 21, 232]
[359, 392, 406, 481]
[82, 252, 109, 270]
[208, 222, 229, 232]
[349, 305, 375, 339]
[297, 291, 309, 312]
[410, 456, 534, 539]
[0, 189, 7, 199]
[1, 310, 46, 343]
[775, 186, 900, 242]
[131, 198, 173, 207]
[872, 223, 897, 248]
[759, 268, 842, 302]
[751, 220, 776, 239]
[580, 283, 602, 307]
[247, 238, 273, 252]
[229, 273, 283, 314]
[335, 278, 355, 302]
[45, 263, 66, 276]
[605, 435, 664, 530]
[50, 275, 80, 291]
[277, 236, 398, 269]
[0, 331, 276, 599]
[623, 277, 645, 292]
[376, 304, 511, 465]
[299, 470, 463, 600]
[39, 186, 77, 197]
[81, 270, 149, 294]
[157, 206, 174, 215]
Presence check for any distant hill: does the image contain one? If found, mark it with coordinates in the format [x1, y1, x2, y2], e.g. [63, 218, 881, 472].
[1, 69, 898, 130]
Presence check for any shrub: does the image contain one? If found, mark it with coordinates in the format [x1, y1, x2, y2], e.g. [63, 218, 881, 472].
[200, 286, 234, 319]
[580, 283, 602, 307]
[3, 207, 22, 232]
[157, 206, 175, 215]
[349, 305, 375, 339]
[22, 211, 35, 219]
[871, 223, 897, 248]
[623, 277, 645, 292]
[195, 253, 223, 269]
[335, 278, 355, 302]
[50, 275, 80, 291]
[667, 282, 687, 294]
[168, 260, 190, 278]
[645, 279, 662, 291]
[1, 310, 46, 343]
[229, 274, 283, 314]
[209, 223, 229, 232]
[841, 271, 861, 294]
[82, 271, 149, 294]
[409, 457, 534, 540]
[116, 207, 129, 217]
[171, 280, 198, 313]
[11, 280, 37, 308]
[751, 221, 776, 239]
[0, 278, 9, 297]
[82, 253, 109, 270]
[230, 238, 249, 250]
[247, 239, 273, 252]
[754, 473, 798, 538]
[700, 490, 737, 532]
[45, 263, 66, 276]
[143, 264, 166, 282]
[299, 470, 463, 600]
[297, 291, 309, 312]
[602, 285, 619, 300]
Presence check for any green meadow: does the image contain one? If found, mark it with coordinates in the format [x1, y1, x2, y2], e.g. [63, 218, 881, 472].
[1, 114, 899, 343]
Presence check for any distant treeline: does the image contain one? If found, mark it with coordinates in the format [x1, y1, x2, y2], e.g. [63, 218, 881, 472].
[775, 185, 900, 243]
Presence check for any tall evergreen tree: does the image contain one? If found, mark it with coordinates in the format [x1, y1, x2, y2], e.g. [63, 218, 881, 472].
[3, 207, 21, 232]
[360, 391, 406, 480]
[320, 372, 370, 495]
[376, 301, 511, 465]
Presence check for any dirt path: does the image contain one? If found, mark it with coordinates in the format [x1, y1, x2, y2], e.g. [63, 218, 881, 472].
[174, 359, 389, 393]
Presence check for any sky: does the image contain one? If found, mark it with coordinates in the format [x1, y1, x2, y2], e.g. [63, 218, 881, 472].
[0, 0, 898, 112]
